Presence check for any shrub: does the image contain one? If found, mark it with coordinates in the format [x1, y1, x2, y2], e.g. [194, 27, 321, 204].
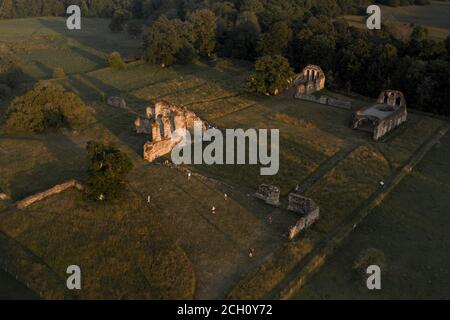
[99, 91, 107, 102]
[107, 52, 126, 69]
[5, 81, 90, 133]
[52, 67, 65, 79]
[85, 141, 134, 201]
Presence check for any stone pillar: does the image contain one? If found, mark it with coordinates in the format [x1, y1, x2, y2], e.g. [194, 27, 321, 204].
[162, 114, 172, 140]
[146, 106, 155, 119]
[174, 111, 186, 131]
[152, 120, 162, 142]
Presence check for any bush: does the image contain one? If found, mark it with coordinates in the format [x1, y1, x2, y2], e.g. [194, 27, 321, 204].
[107, 52, 126, 69]
[5, 81, 90, 133]
[52, 67, 65, 79]
[85, 141, 134, 201]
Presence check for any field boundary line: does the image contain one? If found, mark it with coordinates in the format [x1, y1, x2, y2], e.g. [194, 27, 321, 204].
[271, 125, 449, 300]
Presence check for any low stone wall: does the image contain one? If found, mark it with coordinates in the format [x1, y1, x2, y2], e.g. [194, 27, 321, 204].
[295, 94, 352, 110]
[15, 180, 84, 210]
[254, 184, 280, 206]
[288, 208, 320, 240]
[287, 193, 320, 240]
[327, 97, 352, 109]
[143, 139, 175, 163]
[107, 96, 127, 109]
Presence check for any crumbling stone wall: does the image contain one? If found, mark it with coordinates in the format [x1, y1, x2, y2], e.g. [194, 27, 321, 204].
[287, 192, 320, 240]
[134, 116, 152, 134]
[254, 184, 280, 206]
[0, 189, 9, 201]
[107, 96, 127, 109]
[136, 100, 206, 162]
[352, 90, 408, 141]
[294, 94, 352, 110]
[292, 65, 326, 95]
[15, 180, 84, 210]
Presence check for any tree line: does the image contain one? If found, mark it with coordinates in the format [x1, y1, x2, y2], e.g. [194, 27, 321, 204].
[1, 0, 449, 115]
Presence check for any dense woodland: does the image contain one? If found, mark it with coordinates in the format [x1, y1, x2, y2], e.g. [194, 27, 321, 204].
[0, 0, 449, 115]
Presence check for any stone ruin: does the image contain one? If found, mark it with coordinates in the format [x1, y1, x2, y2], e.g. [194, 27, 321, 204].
[107, 96, 127, 109]
[0, 188, 9, 201]
[288, 65, 351, 109]
[287, 190, 320, 240]
[351, 90, 407, 141]
[134, 100, 206, 162]
[14, 180, 84, 210]
[254, 184, 280, 206]
[292, 65, 326, 96]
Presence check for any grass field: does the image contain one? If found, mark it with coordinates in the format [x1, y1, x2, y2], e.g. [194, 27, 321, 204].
[0, 17, 141, 81]
[295, 131, 450, 299]
[343, 1, 450, 41]
[0, 17, 449, 299]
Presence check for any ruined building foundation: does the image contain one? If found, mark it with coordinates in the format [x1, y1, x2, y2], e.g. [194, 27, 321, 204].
[134, 100, 206, 162]
[351, 90, 408, 141]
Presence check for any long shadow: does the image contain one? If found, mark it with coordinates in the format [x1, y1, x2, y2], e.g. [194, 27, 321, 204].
[69, 45, 106, 67]
[76, 72, 152, 156]
[37, 18, 141, 58]
[32, 61, 53, 79]
[0, 269, 39, 300]
[10, 133, 86, 200]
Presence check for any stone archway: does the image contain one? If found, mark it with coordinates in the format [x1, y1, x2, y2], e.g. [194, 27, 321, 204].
[354, 118, 376, 133]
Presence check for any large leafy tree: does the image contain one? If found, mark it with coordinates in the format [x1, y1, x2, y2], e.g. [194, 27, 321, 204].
[248, 55, 294, 95]
[5, 81, 90, 133]
[144, 15, 183, 67]
[85, 141, 134, 201]
[259, 21, 293, 56]
[189, 9, 217, 57]
[229, 11, 261, 60]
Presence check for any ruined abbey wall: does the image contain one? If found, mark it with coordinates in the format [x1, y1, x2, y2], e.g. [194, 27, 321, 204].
[135, 101, 206, 162]
[15, 180, 84, 209]
[352, 90, 408, 141]
[292, 65, 326, 95]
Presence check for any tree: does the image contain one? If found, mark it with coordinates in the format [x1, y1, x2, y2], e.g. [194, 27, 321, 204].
[259, 21, 293, 56]
[188, 9, 217, 57]
[248, 55, 294, 95]
[107, 52, 126, 69]
[229, 11, 261, 60]
[109, 9, 131, 33]
[126, 20, 143, 38]
[144, 16, 183, 67]
[85, 141, 134, 201]
[173, 18, 197, 64]
[5, 81, 90, 133]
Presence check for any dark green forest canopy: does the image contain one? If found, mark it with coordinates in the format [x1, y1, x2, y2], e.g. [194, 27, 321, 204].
[0, 0, 435, 20]
[1, 0, 449, 115]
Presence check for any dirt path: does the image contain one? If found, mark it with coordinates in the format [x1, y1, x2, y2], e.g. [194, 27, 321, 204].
[295, 142, 361, 194]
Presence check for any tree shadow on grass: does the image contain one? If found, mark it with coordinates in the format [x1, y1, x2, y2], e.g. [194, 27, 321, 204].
[9, 133, 87, 200]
